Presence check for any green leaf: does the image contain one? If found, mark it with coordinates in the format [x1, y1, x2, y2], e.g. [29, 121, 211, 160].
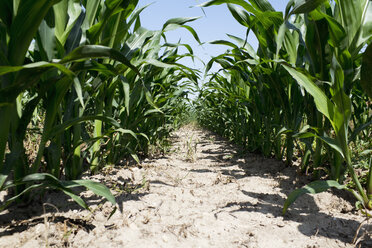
[48, 115, 121, 138]
[227, 34, 258, 59]
[73, 77, 85, 108]
[0, 61, 74, 77]
[61, 189, 89, 209]
[86, 0, 126, 44]
[283, 180, 346, 214]
[53, 0, 69, 42]
[70, 180, 116, 205]
[36, 18, 56, 61]
[162, 17, 200, 31]
[126, 147, 140, 164]
[337, 0, 372, 53]
[294, 131, 344, 158]
[11, 173, 114, 209]
[143, 86, 164, 114]
[0, 63, 74, 104]
[1, 173, 90, 211]
[248, 0, 275, 12]
[282, 64, 335, 124]
[200, 0, 282, 28]
[115, 128, 138, 141]
[287, 0, 327, 17]
[8, 0, 60, 65]
[0, 184, 44, 212]
[352, 1, 372, 53]
[209, 40, 239, 50]
[276, 23, 287, 58]
[161, 17, 202, 44]
[124, 28, 154, 58]
[82, 0, 101, 31]
[179, 25, 202, 45]
[22, 173, 54, 182]
[227, 4, 251, 28]
[199, 0, 258, 16]
[143, 58, 176, 69]
[60, 45, 142, 77]
[54, 0, 82, 45]
[123, 80, 130, 116]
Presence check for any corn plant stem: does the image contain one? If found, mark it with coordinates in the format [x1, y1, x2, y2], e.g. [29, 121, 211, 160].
[104, 78, 117, 165]
[31, 77, 73, 174]
[338, 110, 369, 204]
[91, 100, 104, 173]
[71, 103, 83, 180]
[52, 138, 62, 178]
[266, 121, 273, 154]
[307, 17, 326, 177]
[367, 157, 372, 199]
[0, 75, 13, 174]
[346, 153, 369, 207]
[0, 106, 12, 179]
[332, 151, 342, 182]
[286, 133, 294, 166]
[312, 111, 323, 179]
[99, 12, 122, 165]
[72, 131, 82, 179]
[8, 101, 29, 195]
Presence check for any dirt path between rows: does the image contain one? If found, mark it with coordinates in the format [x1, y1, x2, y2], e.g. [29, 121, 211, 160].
[1, 125, 371, 247]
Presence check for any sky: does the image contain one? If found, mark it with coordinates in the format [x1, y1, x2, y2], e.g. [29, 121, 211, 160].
[137, 0, 289, 72]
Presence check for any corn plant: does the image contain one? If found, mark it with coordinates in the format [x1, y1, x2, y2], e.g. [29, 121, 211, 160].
[0, 0, 200, 212]
[197, 0, 309, 164]
[196, 0, 372, 214]
[0, 0, 130, 210]
[281, 0, 372, 213]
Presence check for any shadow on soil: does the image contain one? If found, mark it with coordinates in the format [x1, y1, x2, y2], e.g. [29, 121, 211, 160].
[194, 129, 372, 246]
[0, 173, 149, 237]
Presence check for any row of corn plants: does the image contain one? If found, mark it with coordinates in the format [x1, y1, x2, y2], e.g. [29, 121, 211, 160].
[0, 0, 199, 211]
[196, 0, 372, 214]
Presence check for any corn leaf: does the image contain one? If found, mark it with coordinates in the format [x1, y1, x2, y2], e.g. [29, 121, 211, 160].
[53, 0, 82, 45]
[295, 131, 344, 158]
[60, 45, 142, 76]
[68, 180, 116, 205]
[283, 180, 346, 214]
[282, 64, 335, 124]
[8, 0, 60, 65]
[287, 0, 327, 17]
[48, 115, 121, 138]
[0, 61, 74, 77]
[337, 0, 372, 51]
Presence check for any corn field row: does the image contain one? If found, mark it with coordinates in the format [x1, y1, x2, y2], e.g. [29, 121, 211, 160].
[195, 0, 372, 213]
[0, 0, 198, 210]
[0, 0, 371, 216]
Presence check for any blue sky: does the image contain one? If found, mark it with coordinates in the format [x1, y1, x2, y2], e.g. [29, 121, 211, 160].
[138, 0, 289, 71]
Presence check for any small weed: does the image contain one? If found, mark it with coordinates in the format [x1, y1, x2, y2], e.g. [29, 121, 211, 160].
[185, 134, 198, 162]
[207, 136, 215, 143]
[110, 175, 149, 195]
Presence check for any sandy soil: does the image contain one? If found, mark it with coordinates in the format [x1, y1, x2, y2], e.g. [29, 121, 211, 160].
[1, 125, 371, 248]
